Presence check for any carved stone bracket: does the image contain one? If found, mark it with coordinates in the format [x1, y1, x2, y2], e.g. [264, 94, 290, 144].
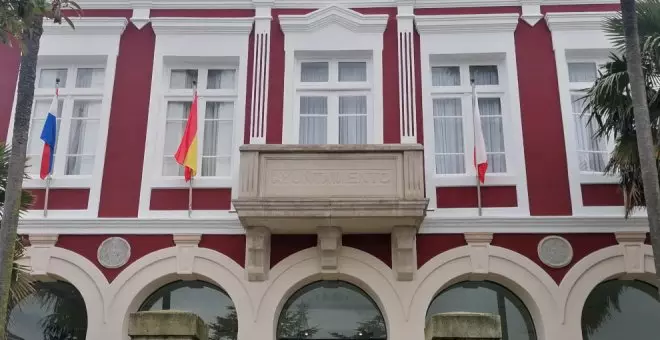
[173, 234, 201, 280]
[615, 231, 647, 279]
[246, 227, 271, 281]
[28, 234, 59, 280]
[318, 226, 342, 277]
[465, 232, 493, 281]
[392, 226, 417, 281]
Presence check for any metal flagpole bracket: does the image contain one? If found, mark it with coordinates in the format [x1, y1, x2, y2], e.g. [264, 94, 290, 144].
[471, 79, 483, 217]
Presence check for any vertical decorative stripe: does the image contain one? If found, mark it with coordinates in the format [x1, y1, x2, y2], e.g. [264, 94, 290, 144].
[398, 11, 417, 144]
[250, 12, 272, 144]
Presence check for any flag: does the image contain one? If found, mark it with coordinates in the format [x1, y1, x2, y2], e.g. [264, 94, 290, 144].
[174, 91, 198, 181]
[472, 86, 488, 184]
[39, 92, 58, 180]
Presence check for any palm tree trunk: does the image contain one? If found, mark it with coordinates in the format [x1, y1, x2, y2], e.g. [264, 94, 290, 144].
[621, 0, 660, 282]
[0, 15, 43, 338]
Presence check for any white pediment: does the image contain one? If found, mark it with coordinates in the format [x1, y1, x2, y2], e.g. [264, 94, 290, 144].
[279, 5, 388, 34]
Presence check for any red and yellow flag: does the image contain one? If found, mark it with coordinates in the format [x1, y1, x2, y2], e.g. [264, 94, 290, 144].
[174, 91, 198, 181]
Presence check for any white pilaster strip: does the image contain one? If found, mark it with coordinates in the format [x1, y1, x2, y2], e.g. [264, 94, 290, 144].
[250, 3, 273, 144]
[397, 4, 417, 144]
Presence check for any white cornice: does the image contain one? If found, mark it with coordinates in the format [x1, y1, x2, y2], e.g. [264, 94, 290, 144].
[19, 218, 244, 235]
[150, 17, 254, 35]
[545, 11, 618, 32]
[542, 0, 618, 4]
[279, 5, 388, 34]
[43, 17, 128, 36]
[415, 13, 520, 34]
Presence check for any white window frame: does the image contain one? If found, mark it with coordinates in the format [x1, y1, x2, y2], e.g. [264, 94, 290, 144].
[416, 13, 529, 216]
[293, 58, 374, 144]
[6, 17, 127, 218]
[279, 6, 388, 144]
[139, 17, 252, 218]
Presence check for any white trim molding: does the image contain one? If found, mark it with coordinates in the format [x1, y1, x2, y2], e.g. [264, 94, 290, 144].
[138, 16, 253, 217]
[521, 0, 543, 26]
[249, 5, 273, 144]
[397, 4, 418, 144]
[279, 5, 388, 145]
[415, 13, 530, 216]
[546, 11, 621, 216]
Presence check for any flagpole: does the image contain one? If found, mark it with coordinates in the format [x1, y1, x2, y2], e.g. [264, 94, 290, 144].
[44, 78, 60, 218]
[187, 82, 197, 218]
[471, 79, 483, 217]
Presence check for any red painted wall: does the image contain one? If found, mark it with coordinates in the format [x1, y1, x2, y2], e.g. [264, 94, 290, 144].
[436, 186, 518, 208]
[417, 234, 466, 267]
[581, 184, 624, 206]
[29, 189, 89, 210]
[199, 235, 245, 266]
[150, 188, 231, 210]
[0, 43, 19, 143]
[541, 4, 620, 14]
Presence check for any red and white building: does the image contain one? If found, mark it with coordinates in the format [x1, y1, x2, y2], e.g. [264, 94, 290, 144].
[0, 0, 658, 340]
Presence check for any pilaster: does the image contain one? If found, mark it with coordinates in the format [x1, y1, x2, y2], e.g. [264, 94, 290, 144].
[28, 234, 59, 280]
[245, 226, 271, 281]
[397, 3, 417, 144]
[249, 1, 273, 144]
[391, 225, 417, 281]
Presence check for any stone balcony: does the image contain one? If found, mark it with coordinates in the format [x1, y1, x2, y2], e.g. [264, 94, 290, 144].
[233, 144, 429, 282]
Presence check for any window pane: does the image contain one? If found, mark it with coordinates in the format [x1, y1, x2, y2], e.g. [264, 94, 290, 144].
[38, 69, 67, 88]
[75, 68, 105, 88]
[207, 69, 236, 89]
[299, 96, 327, 144]
[470, 65, 499, 85]
[163, 101, 191, 176]
[202, 102, 233, 177]
[72, 100, 101, 118]
[571, 94, 587, 114]
[433, 98, 464, 174]
[66, 101, 100, 175]
[338, 62, 367, 82]
[300, 62, 329, 82]
[432, 66, 460, 86]
[568, 62, 597, 83]
[572, 94, 607, 172]
[170, 69, 198, 89]
[339, 96, 367, 144]
[167, 101, 192, 119]
[478, 98, 506, 173]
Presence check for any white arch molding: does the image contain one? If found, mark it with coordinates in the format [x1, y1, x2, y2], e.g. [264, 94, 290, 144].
[559, 244, 657, 338]
[18, 246, 109, 340]
[106, 246, 255, 340]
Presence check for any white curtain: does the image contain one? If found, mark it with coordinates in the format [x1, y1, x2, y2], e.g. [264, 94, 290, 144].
[65, 100, 100, 175]
[478, 98, 506, 173]
[39, 69, 68, 88]
[75, 68, 105, 88]
[339, 96, 367, 144]
[301, 62, 329, 82]
[568, 63, 597, 83]
[432, 67, 460, 86]
[207, 70, 235, 89]
[162, 101, 191, 176]
[470, 66, 499, 85]
[338, 62, 367, 82]
[433, 98, 465, 174]
[572, 94, 607, 172]
[299, 96, 327, 144]
[202, 101, 233, 177]
[170, 70, 198, 89]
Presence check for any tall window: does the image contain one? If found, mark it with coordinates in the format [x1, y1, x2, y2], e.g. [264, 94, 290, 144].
[162, 67, 236, 178]
[27, 66, 105, 176]
[296, 60, 372, 144]
[567, 62, 608, 173]
[431, 64, 506, 175]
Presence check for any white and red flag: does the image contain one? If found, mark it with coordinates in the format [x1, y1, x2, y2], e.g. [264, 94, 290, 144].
[472, 86, 488, 184]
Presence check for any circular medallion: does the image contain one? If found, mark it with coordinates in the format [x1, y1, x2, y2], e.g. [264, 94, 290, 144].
[537, 236, 573, 268]
[97, 237, 131, 269]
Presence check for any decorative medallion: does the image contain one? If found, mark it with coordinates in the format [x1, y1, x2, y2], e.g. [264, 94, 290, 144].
[537, 236, 573, 268]
[97, 237, 131, 269]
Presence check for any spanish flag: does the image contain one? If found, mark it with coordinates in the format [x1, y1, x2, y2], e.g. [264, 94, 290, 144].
[174, 91, 198, 181]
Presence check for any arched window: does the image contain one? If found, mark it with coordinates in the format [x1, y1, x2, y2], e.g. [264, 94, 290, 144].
[139, 280, 237, 340]
[8, 281, 88, 340]
[277, 281, 386, 340]
[582, 280, 660, 339]
[427, 281, 536, 340]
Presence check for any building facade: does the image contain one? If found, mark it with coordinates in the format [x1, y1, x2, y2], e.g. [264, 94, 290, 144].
[0, 0, 658, 339]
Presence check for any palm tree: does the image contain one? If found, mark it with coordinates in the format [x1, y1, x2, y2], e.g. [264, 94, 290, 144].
[0, 1, 81, 337]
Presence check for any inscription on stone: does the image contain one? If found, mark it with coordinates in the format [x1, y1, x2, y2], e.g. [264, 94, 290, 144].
[97, 237, 131, 269]
[270, 169, 393, 186]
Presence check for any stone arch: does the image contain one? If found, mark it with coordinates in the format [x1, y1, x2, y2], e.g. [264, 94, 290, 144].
[106, 246, 253, 340]
[409, 245, 560, 340]
[559, 244, 656, 337]
[253, 246, 407, 340]
[17, 245, 108, 340]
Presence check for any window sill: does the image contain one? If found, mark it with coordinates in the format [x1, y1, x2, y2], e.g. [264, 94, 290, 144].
[579, 173, 619, 184]
[433, 173, 519, 187]
[23, 176, 92, 189]
[151, 177, 233, 189]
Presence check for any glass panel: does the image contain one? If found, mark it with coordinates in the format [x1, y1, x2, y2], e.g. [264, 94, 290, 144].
[202, 102, 233, 177]
[299, 96, 327, 144]
[65, 100, 101, 175]
[478, 98, 506, 173]
[162, 101, 192, 176]
[582, 280, 660, 340]
[170, 69, 198, 89]
[568, 62, 598, 83]
[38, 69, 68, 88]
[433, 98, 465, 174]
[470, 65, 499, 85]
[300, 62, 329, 82]
[339, 96, 367, 144]
[75, 68, 105, 88]
[8, 281, 88, 340]
[428, 281, 537, 340]
[140, 281, 237, 340]
[277, 281, 386, 340]
[572, 94, 607, 172]
[207, 69, 236, 90]
[338, 62, 367, 82]
[432, 66, 460, 86]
